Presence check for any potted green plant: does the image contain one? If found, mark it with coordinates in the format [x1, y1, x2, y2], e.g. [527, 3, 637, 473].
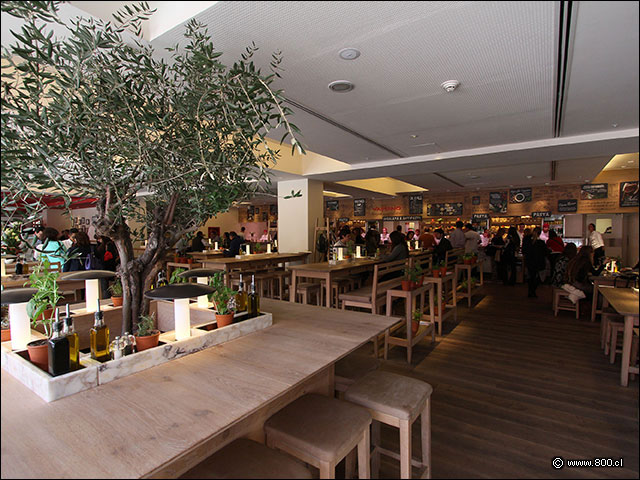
[462, 253, 473, 265]
[169, 268, 188, 285]
[402, 265, 422, 291]
[208, 272, 237, 327]
[411, 309, 421, 335]
[135, 313, 160, 352]
[108, 276, 124, 307]
[439, 260, 448, 276]
[25, 259, 61, 370]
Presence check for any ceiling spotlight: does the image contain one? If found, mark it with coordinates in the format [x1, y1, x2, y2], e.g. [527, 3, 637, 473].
[526, 175, 533, 179]
[441, 80, 460, 93]
[328, 80, 355, 93]
[410, 134, 419, 139]
[338, 48, 360, 60]
[545, 182, 550, 185]
[628, 160, 635, 163]
[612, 123, 619, 128]
[621, 165, 626, 168]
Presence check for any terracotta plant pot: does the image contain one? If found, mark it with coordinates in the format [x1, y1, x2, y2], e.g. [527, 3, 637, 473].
[111, 296, 123, 307]
[174, 254, 179, 263]
[215, 313, 234, 328]
[440, 267, 447, 276]
[187, 258, 194, 264]
[411, 321, 419, 335]
[471, 256, 477, 264]
[1, 328, 11, 342]
[464, 258, 472, 265]
[135, 331, 160, 352]
[27, 339, 49, 371]
[401, 280, 414, 291]
[431, 270, 440, 278]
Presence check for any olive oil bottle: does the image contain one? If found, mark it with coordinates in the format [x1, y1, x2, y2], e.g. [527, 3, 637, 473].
[62, 304, 79, 371]
[48, 309, 70, 377]
[247, 274, 260, 318]
[235, 274, 247, 312]
[90, 299, 110, 361]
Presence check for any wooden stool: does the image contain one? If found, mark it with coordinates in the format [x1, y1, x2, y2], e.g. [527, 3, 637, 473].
[344, 371, 432, 479]
[553, 288, 580, 319]
[272, 270, 292, 300]
[331, 277, 352, 309]
[600, 308, 623, 349]
[264, 394, 372, 479]
[180, 438, 313, 479]
[296, 282, 321, 305]
[608, 320, 625, 363]
[255, 271, 277, 298]
[334, 352, 380, 398]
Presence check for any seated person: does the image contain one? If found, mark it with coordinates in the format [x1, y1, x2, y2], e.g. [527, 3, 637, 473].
[419, 229, 435, 250]
[223, 231, 243, 257]
[379, 230, 409, 263]
[333, 226, 351, 247]
[63, 231, 93, 272]
[365, 228, 380, 257]
[380, 227, 391, 244]
[551, 242, 577, 287]
[566, 245, 604, 297]
[191, 231, 207, 252]
[352, 227, 366, 245]
[432, 228, 452, 265]
[259, 230, 270, 243]
[406, 230, 415, 243]
[546, 229, 564, 253]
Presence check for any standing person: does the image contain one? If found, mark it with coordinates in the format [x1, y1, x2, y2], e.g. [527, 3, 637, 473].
[517, 223, 525, 252]
[380, 227, 391, 244]
[480, 229, 491, 248]
[61, 228, 78, 250]
[259, 230, 270, 242]
[525, 227, 549, 298]
[463, 223, 480, 254]
[432, 228, 452, 265]
[191, 231, 206, 252]
[365, 228, 380, 257]
[38, 227, 66, 265]
[239, 226, 246, 241]
[585, 223, 605, 267]
[352, 227, 366, 245]
[32, 226, 46, 261]
[539, 223, 550, 242]
[503, 227, 520, 285]
[450, 221, 466, 249]
[490, 227, 507, 282]
[546, 229, 564, 253]
[63, 231, 92, 272]
[406, 230, 415, 243]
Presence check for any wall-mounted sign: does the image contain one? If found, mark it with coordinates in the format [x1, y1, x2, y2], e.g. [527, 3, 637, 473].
[262, 212, 268, 222]
[558, 199, 578, 213]
[509, 187, 532, 203]
[489, 192, 508, 213]
[580, 183, 608, 200]
[325, 200, 339, 211]
[382, 216, 423, 221]
[269, 204, 277, 216]
[247, 205, 255, 221]
[354, 198, 366, 217]
[408, 194, 423, 215]
[531, 211, 552, 218]
[472, 196, 481, 205]
[471, 213, 490, 222]
[373, 206, 402, 212]
[427, 203, 463, 217]
[619, 181, 639, 207]
[338, 217, 350, 223]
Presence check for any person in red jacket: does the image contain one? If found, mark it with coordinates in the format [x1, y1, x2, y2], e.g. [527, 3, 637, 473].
[546, 229, 564, 253]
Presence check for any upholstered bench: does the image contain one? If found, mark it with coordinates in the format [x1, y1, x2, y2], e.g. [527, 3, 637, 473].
[334, 352, 380, 398]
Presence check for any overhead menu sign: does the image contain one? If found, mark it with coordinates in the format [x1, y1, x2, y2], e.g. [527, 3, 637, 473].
[325, 200, 339, 211]
[509, 187, 532, 204]
[531, 211, 552, 218]
[489, 192, 508, 213]
[580, 183, 608, 200]
[427, 202, 463, 217]
[408, 194, 423, 215]
[471, 213, 490, 221]
[382, 216, 423, 221]
[354, 198, 366, 217]
[558, 199, 578, 212]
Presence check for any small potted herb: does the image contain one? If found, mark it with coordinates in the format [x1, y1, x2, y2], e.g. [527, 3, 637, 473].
[108, 276, 123, 307]
[208, 272, 236, 327]
[135, 313, 160, 352]
[411, 309, 421, 335]
[463, 253, 474, 265]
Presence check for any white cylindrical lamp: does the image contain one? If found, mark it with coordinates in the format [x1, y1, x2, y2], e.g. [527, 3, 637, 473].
[245, 244, 251, 255]
[196, 277, 209, 308]
[1, 258, 6, 277]
[2, 288, 38, 351]
[61, 270, 116, 313]
[174, 298, 191, 340]
[337, 247, 344, 261]
[267, 243, 272, 254]
[356, 245, 362, 258]
[214, 241, 219, 250]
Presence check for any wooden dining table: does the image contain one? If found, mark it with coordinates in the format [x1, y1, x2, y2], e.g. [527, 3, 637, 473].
[598, 286, 639, 386]
[0, 298, 399, 479]
[201, 252, 310, 286]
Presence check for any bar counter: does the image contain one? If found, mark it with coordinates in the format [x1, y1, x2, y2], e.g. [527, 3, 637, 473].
[1, 298, 399, 479]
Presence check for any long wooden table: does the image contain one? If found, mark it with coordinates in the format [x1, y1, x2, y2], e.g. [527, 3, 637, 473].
[201, 252, 309, 286]
[1, 298, 399, 478]
[1, 273, 87, 300]
[189, 250, 225, 261]
[289, 258, 382, 308]
[598, 287, 639, 387]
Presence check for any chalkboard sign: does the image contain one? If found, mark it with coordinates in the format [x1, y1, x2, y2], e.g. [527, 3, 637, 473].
[247, 205, 255, 221]
[620, 180, 639, 207]
[509, 187, 532, 204]
[472, 196, 480, 205]
[408, 194, 423, 215]
[354, 198, 366, 217]
[532, 211, 552, 218]
[558, 199, 578, 213]
[270, 204, 277, 216]
[326, 200, 339, 211]
[338, 217, 350, 223]
[489, 192, 508, 213]
[471, 213, 490, 222]
[427, 203, 463, 217]
[382, 216, 423, 221]
[580, 183, 608, 200]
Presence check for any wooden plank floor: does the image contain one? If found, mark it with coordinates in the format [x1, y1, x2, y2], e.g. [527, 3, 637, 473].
[369, 281, 639, 479]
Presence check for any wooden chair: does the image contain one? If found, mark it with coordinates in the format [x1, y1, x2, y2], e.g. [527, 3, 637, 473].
[344, 371, 432, 479]
[410, 252, 433, 274]
[601, 307, 623, 350]
[264, 394, 372, 479]
[553, 288, 580, 319]
[180, 438, 313, 479]
[339, 258, 407, 315]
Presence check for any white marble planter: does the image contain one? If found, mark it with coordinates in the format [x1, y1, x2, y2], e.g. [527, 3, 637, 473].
[0, 312, 272, 402]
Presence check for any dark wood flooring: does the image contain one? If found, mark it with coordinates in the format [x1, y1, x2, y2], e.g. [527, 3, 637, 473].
[363, 281, 639, 479]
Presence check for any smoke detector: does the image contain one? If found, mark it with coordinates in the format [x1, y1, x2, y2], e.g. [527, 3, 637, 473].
[328, 80, 355, 93]
[441, 80, 460, 93]
[338, 48, 360, 60]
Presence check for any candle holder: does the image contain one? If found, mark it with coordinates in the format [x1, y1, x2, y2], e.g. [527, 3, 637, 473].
[1, 287, 39, 350]
[144, 283, 215, 341]
[178, 268, 223, 308]
[61, 270, 116, 313]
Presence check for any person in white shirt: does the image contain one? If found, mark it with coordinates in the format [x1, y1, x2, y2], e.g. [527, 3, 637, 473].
[586, 223, 605, 267]
[259, 230, 270, 242]
[463, 223, 480, 254]
[539, 223, 550, 242]
[380, 227, 390, 244]
[450, 221, 466, 249]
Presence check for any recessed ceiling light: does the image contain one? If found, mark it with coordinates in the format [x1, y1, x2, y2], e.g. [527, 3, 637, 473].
[338, 48, 360, 60]
[441, 80, 460, 93]
[328, 80, 354, 93]
[545, 182, 550, 185]
[612, 123, 619, 128]
[621, 165, 626, 168]
[410, 134, 419, 139]
[526, 175, 533, 179]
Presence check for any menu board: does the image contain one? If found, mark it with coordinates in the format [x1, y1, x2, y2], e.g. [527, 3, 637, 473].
[338, 217, 350, 223]
[489, 191, 508, 213]
[558, 199, 578, 212]
[269, 204, 277, 216]
[619, 180, 639, 207]
[247, 205, 255, 221]
[427, 203, 463, 217]
[354, 198, 366, 217]
[408, 194, 423, 215]
[471, 213, 490, 221]
[532, 211, 552, 218]
[325, 200, 339, 211]
[509, 187, 532, 203]
[580, 183, 608, 200]
[382, 215, 423, 221]
[472, 196, 480, 205]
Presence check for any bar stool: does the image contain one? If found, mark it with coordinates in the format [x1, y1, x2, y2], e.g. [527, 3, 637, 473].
[334, 352, 380, 399]
[296, 282, 321, 305]
[179, 438, 313, 479]
[600, 307, 623, 349]
[272, 269, 292, 300]
[264, 394, 372, 479]
[552, 288, 580, 319]
[608, 320, 625, 363]
[344, 371, 432, 479]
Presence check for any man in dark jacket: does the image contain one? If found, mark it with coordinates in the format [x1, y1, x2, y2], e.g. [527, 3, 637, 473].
[224, 231, 243, 257]
[525, 227, 549, 298]
[191, 231, 206, 252]
[433, 228, 452, 265]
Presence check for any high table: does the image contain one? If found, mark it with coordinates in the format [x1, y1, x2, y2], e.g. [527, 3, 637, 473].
[598, 287, 639, 387]
[201, 252, 310, 286]
[289, 258, 381, 308]
[0, 298, 399, 479]
[190, 250, 225, 262]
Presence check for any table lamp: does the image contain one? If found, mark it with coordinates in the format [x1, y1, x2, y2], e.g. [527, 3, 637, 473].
[267, 243, 272, 254]
[356, 245, 362, 258]
[144, 283, 214, 341]
[337, 247, 344, 261]
[178, 268, 222, 309]
[61, 270, 116, 313]
[1, 287, 38, 350]
[245, 244, 251, 255]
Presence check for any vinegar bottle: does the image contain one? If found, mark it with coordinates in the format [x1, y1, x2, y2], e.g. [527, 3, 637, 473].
[235, 274, 248, 312]
[48, 309, 70, 376]
[90, 299, 110, 361]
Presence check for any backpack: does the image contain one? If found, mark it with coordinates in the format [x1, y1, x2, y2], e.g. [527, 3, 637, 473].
[316, 233, 328, 254]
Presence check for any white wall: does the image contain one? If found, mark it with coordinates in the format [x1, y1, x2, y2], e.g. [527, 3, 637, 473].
[198, 208, 240, 238]
[277, 179, 323, 253]
[623, 212, 639, 267]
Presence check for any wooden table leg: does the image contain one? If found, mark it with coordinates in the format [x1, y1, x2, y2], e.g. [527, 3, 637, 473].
[466, 266, 471, 308]
[620, 315, 633, 387]
[429, 285, 435, 343]
[289, 270, 297, 303]
[591, 280, 599, 322]
[325, 272, 332, 308]
[437, 281, 443, 336]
